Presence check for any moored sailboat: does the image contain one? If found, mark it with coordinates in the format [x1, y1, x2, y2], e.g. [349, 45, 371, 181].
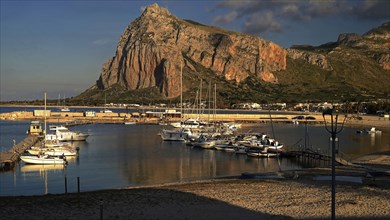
[20, 154, 67, 165]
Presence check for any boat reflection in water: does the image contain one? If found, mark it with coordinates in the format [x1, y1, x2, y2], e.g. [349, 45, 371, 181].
[20, 164, 67, 195]
[21, 164, 66, 173]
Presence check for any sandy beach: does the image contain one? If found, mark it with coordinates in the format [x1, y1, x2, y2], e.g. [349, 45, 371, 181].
[1, 157, 389, 219]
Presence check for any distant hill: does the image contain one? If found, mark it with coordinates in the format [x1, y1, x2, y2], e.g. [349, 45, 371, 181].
[74, 4, 390, 106]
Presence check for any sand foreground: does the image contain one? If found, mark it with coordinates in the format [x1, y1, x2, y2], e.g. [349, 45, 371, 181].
[1, 165, 389, 220]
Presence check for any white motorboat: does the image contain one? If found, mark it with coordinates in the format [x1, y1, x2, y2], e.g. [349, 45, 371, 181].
[159, 128, 192, 141]
[20, 155, 67, 165]
[170, 118, 204, 129]
[47, 125, 89, 141]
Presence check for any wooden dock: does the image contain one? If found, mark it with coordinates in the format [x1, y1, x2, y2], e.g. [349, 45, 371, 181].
[0, 135, 41, 171]
[281, 149, 351, 166]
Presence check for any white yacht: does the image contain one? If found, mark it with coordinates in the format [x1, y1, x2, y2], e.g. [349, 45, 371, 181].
[47, 125, 89, 141]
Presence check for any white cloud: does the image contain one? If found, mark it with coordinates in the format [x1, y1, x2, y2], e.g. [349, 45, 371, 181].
[92, 39, 110, 46]
[351, 0, 390, 20]
[212, 11, 238, 24]
[243, 12, 282, 34]
[212, 0, 389, 35]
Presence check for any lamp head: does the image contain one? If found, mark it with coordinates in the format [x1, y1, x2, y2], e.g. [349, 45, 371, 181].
[323, 108, 334, 117]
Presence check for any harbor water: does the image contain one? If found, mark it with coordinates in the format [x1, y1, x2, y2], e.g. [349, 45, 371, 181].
[1, 114, 389, 196]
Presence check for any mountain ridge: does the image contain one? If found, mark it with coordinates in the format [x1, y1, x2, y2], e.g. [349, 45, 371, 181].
[75, 4, 390, 106]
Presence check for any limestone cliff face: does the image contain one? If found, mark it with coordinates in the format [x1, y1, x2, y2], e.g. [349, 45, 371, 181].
[336, 22, 390, 70]
[287, 49, 333, 71]
[287, 22, 390, 71]
[97, 4, 286, 98]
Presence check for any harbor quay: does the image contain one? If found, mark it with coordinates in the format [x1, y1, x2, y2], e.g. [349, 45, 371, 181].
[0, 109, 321, 124]
[0, 109, 389, 127]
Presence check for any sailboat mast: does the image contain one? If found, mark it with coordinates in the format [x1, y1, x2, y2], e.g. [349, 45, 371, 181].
[44, 92, 47, 140]
[208, 81, 211, 123]
[57, 94, 60, 109]
[63, 93, 66, 108]
[180, 61, 183, 120]
[199, 79, 202, 119]
[214, 84, 216, 122]
[269, 109, 276, 139]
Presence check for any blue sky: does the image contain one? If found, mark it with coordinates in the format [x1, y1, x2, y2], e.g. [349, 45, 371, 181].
[1, 0, 389, 101]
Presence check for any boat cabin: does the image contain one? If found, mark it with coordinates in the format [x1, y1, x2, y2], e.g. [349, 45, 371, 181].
[28, 121, 43, 135]
[84, 111, 96, 117]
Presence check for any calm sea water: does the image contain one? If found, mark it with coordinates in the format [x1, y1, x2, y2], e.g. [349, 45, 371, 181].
[1, 108, 389, 196]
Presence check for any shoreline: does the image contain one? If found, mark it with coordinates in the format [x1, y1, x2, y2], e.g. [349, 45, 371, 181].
[1, 151, 389, 219]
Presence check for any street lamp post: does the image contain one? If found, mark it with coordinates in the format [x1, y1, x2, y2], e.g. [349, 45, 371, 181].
[322, 106, 347, 220]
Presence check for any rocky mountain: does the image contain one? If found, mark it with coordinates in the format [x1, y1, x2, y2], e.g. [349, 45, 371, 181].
[96, 3, 285, 99]
[76, 4, 389, 106]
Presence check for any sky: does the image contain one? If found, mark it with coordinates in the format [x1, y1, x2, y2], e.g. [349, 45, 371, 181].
[1, 0, 389, 101]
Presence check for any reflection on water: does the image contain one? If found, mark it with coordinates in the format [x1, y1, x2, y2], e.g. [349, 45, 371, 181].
[1, 121, 389, 196]
[20, 164, 66, 173]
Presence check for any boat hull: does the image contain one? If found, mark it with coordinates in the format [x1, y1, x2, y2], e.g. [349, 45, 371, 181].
[20, 155, 67, 165]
